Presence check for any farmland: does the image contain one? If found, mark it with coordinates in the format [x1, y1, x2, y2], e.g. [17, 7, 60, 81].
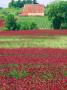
[0, 1, 67, 89]
[0, 7, 51, 30]
[0, 30, 67, 90]
[0, 16, 51, 30]
[0, 35, 67, 48]
[0, 30, 67, 48]
[17, 16, 51, 29]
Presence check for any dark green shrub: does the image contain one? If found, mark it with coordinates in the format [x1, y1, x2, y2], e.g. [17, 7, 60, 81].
[6, 14, 17, 30]
[20, 21, 38, 30]
[20, 22, 30, 30]
[61, 23, 67, 29]
[30, 22, 38, 30]
[52, 17, 61, 29]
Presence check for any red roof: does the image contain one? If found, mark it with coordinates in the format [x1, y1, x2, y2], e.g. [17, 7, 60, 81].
[20, 4, 44, 16]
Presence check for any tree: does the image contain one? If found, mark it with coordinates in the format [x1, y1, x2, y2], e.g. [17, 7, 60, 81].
[8, 0, 38, 8]
[16, 0, 24, 8]
[46, 1, 67, 29]
[9, 0, 15, 8]
[27, 0, 32, 4]
[33, 0, 37, 4]
[9, 0, 24, 8]
[52, 16, 63, 29]
[23, 0, 32, 4]
[6, 14, 17, 30]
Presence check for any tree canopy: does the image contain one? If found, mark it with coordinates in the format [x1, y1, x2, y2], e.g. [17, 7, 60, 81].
[46, 1, 67, 29]
[9, 0, 38, 8]
[6, 14, 17, 30]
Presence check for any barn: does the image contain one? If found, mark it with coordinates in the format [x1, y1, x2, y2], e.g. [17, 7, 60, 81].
[20, 4, 44, 16]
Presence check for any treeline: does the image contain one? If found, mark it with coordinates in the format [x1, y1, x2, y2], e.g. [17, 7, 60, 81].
[9, 0, 38, 8]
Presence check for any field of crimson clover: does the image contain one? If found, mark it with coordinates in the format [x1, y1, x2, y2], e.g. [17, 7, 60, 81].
[0, 30, 67, 90]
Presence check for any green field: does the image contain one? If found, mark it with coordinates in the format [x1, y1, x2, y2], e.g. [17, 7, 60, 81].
[0, 35, 67, 48]
[17, 16, 51, 29]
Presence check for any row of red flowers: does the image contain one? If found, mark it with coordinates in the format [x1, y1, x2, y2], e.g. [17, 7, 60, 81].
[0, 30, 67, 36]
[0, 48, 67, 55]
[0, 48, 67, 64]
[0, 55, 67, 64]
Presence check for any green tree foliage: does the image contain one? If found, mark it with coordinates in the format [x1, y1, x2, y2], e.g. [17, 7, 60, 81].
[52, 16, 62, 29]
[9, 0, 38, 8]
[9, 0, 24, 8]
[33, 0, 37, 4]
[46, 1, 67, 29]
[6, 14, 18, 30]
[19, 21, 38, 30]
[30, 22, 38, 29]
[16, 0, 24, 8]
[9, 0, 15, 8]
[25, 0, 32, 4]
